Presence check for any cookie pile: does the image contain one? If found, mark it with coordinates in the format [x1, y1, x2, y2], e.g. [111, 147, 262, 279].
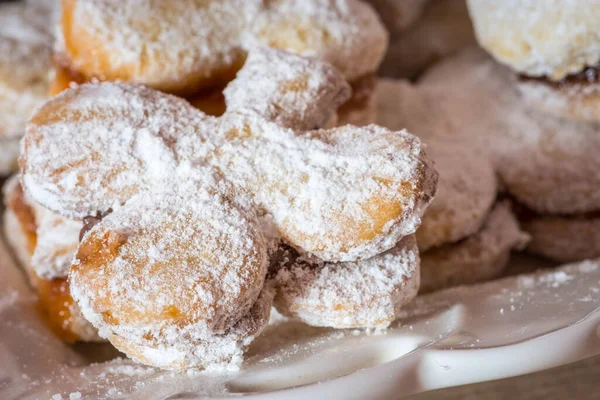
[2, 0, 598, 372]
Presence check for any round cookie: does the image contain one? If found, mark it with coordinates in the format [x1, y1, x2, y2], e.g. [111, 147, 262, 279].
[31, 206, 82, 280]
[270, 235, 419, 329]
[375, 78, 497, 251]
[0, 1, 52, 139]
[108, 286, 273, 370]
[71, 177, 268, 340]
[467, 0, 600, 80]
[420, 48, 600, 215]
[420, 202, 529, 293]
[521, 212, 600, 263]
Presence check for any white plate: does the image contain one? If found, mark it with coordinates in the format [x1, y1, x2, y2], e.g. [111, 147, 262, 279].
[1, 235, 599, 400]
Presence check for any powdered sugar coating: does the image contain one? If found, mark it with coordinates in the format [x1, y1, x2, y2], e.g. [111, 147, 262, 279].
[467, 0, 600, 80]
[0, 1, 53, 139]
[421, 48, 600, 214]
[107, 286, 273, 370]
[374, 78, 497, 251]
[58, 0, 387, 94]
[31, 207, 81, 280]
[224, 49, 351, 130]
[23, 48, 438, 262]
[70, 172, 267, 344]
[420, 202, 529, 293]
[270, 235, 419, 328]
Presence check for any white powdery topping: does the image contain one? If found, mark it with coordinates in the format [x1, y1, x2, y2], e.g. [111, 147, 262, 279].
[224, 48, 351, 131]
[0, 1, 53, 139]
[70, 173, 267, 343]
[31, 206, 82, 280]
[211, 117, 437, 261]
[22, 83, 190, 219]
[271, 235, 419, 328]
[62, 0, 387, 89]
[420, 48, 600, 214]
[467, 0, 600, 80]
[118, 287, 272, 370]
[24, 49, 437, 262]
[245, 0, 389, 81]
[420, 202, 530, 293]
[22, 48, 437, 368]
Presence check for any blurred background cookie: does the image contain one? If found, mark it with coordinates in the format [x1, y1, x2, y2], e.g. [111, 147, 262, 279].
[374, 76, 527, 291]
[420, 48, 600, 263]
[0, 0, 54, 175]
[379, 0, 476, 80]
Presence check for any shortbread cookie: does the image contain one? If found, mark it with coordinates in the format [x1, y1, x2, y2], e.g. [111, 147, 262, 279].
[22, 49, 437, 263]
[516, 74, 600, 123]
[420, 48, 600, 215]
[21, 49, 437, 368]
[467, 0, 600, 80]
[270, 235, 419, 328]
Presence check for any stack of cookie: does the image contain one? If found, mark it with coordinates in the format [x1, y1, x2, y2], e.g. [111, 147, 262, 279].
[3, 0, 598, 374]
[6, 0, 393, 345]
[374, 78, 528, 292]
[5, 0, 443, 371]
[465, 0, 600, 263]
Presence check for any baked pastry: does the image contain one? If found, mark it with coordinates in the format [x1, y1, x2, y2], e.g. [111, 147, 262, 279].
[3, 176, 100, 343]
[375, 79, 497, 248]
[381, 0, 476, 79]
[468, 0, 600, 123]
[467, 0, 600, 80]
[270, 235, 420, 329]
[21, 49, 437, 369]
[374, 75, 528, 290]
[420, 48, 600, 262]
[23, 49, 437, 262]
[0, 1, 53, 174]
[52, 0, 388, 125]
